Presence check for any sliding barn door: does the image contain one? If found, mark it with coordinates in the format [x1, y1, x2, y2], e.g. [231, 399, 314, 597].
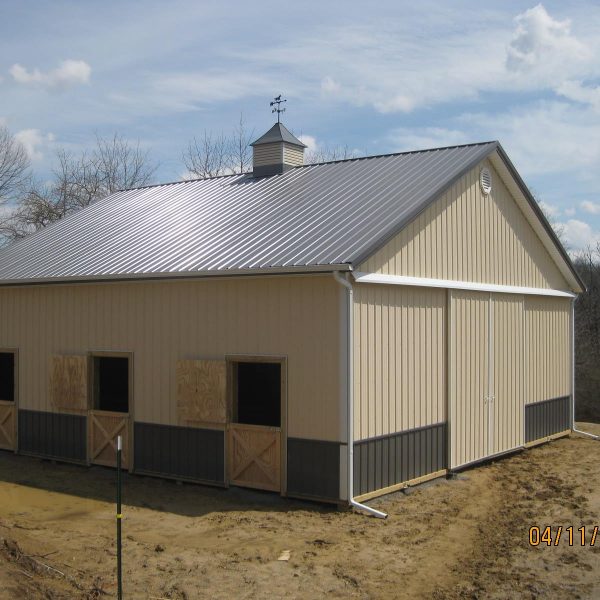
[449, 291, 525, 469]
[491, 294, 525, 455]
[449, 290, 490, 469]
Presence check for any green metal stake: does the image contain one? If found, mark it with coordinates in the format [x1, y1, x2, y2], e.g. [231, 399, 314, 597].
[117, 434, 123, 600]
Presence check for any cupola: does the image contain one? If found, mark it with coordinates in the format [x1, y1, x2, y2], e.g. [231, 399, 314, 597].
[250, 122, 306, 177]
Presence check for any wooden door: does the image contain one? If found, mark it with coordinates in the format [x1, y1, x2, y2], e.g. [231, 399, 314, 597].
[449, 290, 491, 469]
[89, 410, 129, 469]
[0, 402, 15, 451]
[228, 423, 281, 492]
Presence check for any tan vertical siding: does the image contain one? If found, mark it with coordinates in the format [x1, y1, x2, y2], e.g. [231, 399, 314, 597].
[524, 296, 570, 404]
[253, 143, 282, 167]
[353, 284, 446, 441]
[449, 290, 489, 468]
[0, 276, 341, 442]
[359, 160, 569, 290]
[491, 294, 524, 455]
[283, 144, 304, 167]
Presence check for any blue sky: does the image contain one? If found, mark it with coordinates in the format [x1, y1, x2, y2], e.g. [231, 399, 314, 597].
[1, 1, 600, 251]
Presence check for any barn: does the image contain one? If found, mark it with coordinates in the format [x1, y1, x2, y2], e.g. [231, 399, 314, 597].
[0, 121, 584, 514]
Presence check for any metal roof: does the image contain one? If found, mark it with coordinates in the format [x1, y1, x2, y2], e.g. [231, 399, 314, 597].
[250, 122, 306, 147]
[0, 140, 581, 289]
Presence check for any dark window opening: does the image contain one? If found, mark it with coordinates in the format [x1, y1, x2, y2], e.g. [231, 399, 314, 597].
[94, 356, 129, 413]
[0, 353, 15, 402]
[235, 362, 281, 427]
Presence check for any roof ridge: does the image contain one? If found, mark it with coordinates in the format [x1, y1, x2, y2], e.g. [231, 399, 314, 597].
[301, 140, 499, 168]
[121, 140, 498, 193]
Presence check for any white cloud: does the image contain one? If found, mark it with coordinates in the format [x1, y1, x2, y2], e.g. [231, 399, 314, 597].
[506, 4, 590, 74]
[321, 76, 340, 94]
[459, 101, 600, 177]
[559, 219, 600, 250]
[564, 207, 576, 216]
[14, 129, 55, 161]
[298, 134, 318, 152]
[127, 71, 273, 112]
[538, 200, 561, 218]
[234, 5, 599, 116]
[581, 200, 600, 214]
[389, 127, 469, 151]
[556, 80, 600, 111]
[10, 60, 91, 90]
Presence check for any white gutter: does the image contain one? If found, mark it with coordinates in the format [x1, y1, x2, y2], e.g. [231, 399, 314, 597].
[333, 271, 387, 519]
[571, 299, 599, 440]
[353, 272, 576, 299]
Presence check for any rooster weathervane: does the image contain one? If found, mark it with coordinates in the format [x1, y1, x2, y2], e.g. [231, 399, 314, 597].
[270, 95, 287, 123]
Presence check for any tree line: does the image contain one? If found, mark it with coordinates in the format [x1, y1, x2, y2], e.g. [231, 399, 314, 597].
[573, 249, 600, 422]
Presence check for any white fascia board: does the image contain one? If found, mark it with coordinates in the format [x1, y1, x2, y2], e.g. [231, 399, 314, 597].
[352, 272, 576, 298]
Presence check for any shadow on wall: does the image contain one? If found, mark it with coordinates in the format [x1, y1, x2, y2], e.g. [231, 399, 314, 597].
[0, 452, 335, 518]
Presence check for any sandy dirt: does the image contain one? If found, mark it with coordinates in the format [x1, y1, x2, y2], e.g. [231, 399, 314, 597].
[1, 424, 599, 599]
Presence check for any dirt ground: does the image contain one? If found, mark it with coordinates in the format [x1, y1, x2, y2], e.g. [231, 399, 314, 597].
[1, 424, 599, 600]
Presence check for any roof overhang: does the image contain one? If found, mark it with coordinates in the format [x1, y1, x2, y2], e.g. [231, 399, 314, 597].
[0, 263, 353, 288]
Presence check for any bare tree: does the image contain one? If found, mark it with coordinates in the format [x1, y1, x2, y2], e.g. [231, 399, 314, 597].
[183, 117, 360, 179]
[0, 126, 30, 202]
[0, 133, 157, 242]
[183, 114, 255, 179]
[229, 114, 254, 175]
[183, 131, 231, 179]
[305, 144, 360, 164]
[94, 133, 157, 194]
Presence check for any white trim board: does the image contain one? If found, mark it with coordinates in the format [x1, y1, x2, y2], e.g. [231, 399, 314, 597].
[352, 272, 576, 298]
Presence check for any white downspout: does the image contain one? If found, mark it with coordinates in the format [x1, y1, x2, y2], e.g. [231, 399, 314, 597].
[333, 271, 387, 519]
[571, 298, 599, 440]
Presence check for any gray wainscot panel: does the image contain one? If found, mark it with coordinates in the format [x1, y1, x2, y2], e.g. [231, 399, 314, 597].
[18, 409, 87, 462]
[133, 422, 225, 483]
[525, 396, 571, 443]
[287, 438, 341, 501]
[354, 422, 447, 497]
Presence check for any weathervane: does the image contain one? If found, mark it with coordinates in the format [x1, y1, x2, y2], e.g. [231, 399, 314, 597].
[270, 95, 287, 123]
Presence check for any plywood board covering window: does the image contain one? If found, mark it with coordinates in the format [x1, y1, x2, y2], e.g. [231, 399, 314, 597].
[50, 355, 87, 412]
[176, 359, 226, 425]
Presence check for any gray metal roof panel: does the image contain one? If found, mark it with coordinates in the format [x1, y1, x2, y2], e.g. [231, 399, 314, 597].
[0, 141, 526, 283]
[250, 122, 307, 147]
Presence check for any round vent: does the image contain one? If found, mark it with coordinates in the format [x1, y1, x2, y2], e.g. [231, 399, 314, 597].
[480, 168, 492, 195]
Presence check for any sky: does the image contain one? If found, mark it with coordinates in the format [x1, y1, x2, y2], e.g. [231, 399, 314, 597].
[1, 0, 600, 252]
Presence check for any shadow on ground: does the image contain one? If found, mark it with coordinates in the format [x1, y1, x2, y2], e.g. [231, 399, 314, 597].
[0, 451, 334, 518]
